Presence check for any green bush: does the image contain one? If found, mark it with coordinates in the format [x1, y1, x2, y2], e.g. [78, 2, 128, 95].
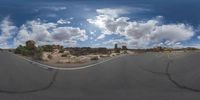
[59, 49, 65, 53]
[33, 48, 44, 60]
[61, 53, 68, 57]
[15, 45, 24, 54]
[41, 45, 53, 52]
[90, 56, 99, 60]
[15, 45, 36, 56]
[21, 49, 29, 56]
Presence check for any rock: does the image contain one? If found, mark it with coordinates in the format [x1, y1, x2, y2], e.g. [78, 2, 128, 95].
[79, 56, 90, 62]
[57, 59, 71, 64]
[41, 52, 51, 61]
[110, 53, 119, 57]
[100, 54, 109, 58]
[89, 55, 100, 60]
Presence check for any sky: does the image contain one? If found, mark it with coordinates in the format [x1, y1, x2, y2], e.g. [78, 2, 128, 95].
[0, 0, 200, 48]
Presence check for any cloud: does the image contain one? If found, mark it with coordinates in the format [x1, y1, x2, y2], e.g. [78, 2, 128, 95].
[37, 6, 67, 11]
[0, 18, 87, 48]
[52, 27, 87, 41]
[150, 24, 194, 41]
[96, 7, 149, 18]
[15, 19, 87, 46]
[0, 42, 11, 49]
[0, 17, 17, 48]
[88, 8, 195, 48]
[0, 17, 17, 36]
[96, 8, 129, 18]
[57, 19, 71, 24]
[102, 39, 127, 48]
[197, 36, 200, 40]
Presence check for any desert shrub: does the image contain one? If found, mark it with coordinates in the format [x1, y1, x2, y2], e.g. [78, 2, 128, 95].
[61, 53, 68, 57]
[15, 45, 30, 56]
[41, 45, 53, 52]
[15, 45, 24, 54]
[15, 41, 37, 56]
[114, 49, 120, 53]
[59, 49, 65, 53]
[90, 56, 99, 60]
[48, 55, 53, 59]
[8, 49, 12, 52]
[33, 48, 43, 60]
[21, 49, 29, 56]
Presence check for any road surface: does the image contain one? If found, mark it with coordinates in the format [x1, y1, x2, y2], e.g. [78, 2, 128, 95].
[0, 51, 200, 100]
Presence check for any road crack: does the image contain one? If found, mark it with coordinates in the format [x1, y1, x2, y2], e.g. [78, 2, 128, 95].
[137, 66, 167, 75]
[165, 60, 200, 92]
[137, 54, 200, 92]
[0, 70, 58, 94]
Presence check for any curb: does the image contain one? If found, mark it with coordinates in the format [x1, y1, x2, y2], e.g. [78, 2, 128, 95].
[9, 52, 126, 70]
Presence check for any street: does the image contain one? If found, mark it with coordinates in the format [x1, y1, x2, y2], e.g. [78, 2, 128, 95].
[0, 51, 200, 100]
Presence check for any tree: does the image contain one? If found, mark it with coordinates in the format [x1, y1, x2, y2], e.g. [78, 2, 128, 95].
[41, 45, 54, 52]
[26, 40, 36, 50]
[33, 47, 44, 60]
[15, 40, 37, 56]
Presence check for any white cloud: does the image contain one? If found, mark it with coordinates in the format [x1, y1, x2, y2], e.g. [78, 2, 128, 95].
[52, 27, 87, 41]
[16, 20, 87, 46]
[42, 6, 67, 11]
[0, 17, 17, 48]
[88, 8, 195, 48]
[103, 39, 127, 48]
[197, 36, 200, 40]
[57, 19, 71, 24]
[70, 17, 74, 20]
[95, 7, 149, 18]
[0, 18, 88, 48]
[90, 31, 94, 35]
[90, 31, 97, 35]
[0, 42, 11, 49]
[0, 17, 17, 36]
[150, 24, 193, 42]
[96, 8, 129, 18]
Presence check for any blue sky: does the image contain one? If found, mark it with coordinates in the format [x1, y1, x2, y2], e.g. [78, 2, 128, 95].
[0, 0, 200, 48]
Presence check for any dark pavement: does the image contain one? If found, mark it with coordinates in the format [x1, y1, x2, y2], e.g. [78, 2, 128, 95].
[0, 51, 200, 100]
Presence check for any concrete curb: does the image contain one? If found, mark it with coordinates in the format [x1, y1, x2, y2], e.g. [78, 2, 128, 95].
[9, 52, 126, 70]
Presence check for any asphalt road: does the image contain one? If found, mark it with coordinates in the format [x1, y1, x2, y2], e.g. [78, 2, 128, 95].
[0, 51, 200, 100]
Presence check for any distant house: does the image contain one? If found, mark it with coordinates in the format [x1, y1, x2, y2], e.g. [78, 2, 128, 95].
[122, 46, 127, 50]
[114, 44, 120, 53]
[114, 44, 118, 49]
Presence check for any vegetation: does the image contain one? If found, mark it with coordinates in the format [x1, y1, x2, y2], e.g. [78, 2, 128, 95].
[14, 40, 67, 61]
[15, 40, 41, 58]
[47, 55, 53, 59]
[15, 45, 28, 56]
[33, 47, 44, 60]
[41, 45, 53, 52]
[61, 53, 68, 57]
[59, 49, 65, 53]
[90, 56, 99, 60]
